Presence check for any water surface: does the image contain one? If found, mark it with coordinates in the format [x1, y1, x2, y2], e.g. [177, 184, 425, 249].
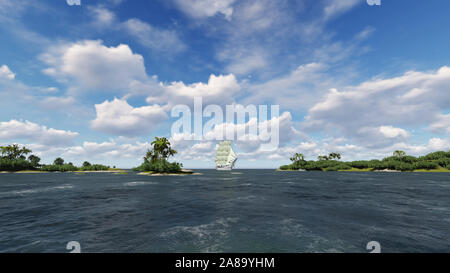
[0, 170, 449, 253]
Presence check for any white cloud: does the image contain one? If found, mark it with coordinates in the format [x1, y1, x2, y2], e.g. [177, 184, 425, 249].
[41, 40, 148, 91]
[63, 140, 150, 159]
[169, 110, 308, 162]
[0, 120, 78, 146]
[88, 6, 115, 26]
[147, 73, 241, 107]
[39, 96, 76, 110]
[91, 98, 168, 136]
[173, 0, 236, 20]
[378, 126, 409, 139]
[323, 0, 360, 21]
[66, 0, 81, 6]
[242, 62, 331, 109]
[304, 66, 450, 146]
[430, 114, 450, 135]
[221, 48, 268, 75]
[0, 65, 15, 80]
[122, 18, 185, 53]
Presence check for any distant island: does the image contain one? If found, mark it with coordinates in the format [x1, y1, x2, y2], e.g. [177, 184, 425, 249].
[0, 144, 122, 173]
[0, 138, 194, 175]
[133, 137, 194, 175]
[279, 150, 450, 172]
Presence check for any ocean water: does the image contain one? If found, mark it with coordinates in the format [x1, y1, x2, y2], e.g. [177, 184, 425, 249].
[0, 170, 449, 253]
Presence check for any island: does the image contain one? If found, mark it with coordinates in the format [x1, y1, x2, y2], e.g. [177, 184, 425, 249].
[133, 137, 198, 176]
[278, 150, 450, 172]
[0, 144, 124, 173]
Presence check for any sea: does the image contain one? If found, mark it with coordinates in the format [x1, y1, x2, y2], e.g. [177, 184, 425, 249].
[0, 170, 449, 253]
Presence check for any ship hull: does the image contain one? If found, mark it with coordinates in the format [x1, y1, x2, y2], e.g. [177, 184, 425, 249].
[216, 165, 233, 171]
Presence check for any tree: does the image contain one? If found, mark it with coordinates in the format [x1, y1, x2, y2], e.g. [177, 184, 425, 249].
[28, 155, 41, 168]
[146, 137, 178, 163]
[54, 157, 64, 166]
[290, 153, 305, 162]
[134, 137, 182, 173]
[0, 144, 32, 160]
[83, 161, 91, 167]
[393, 150, 406, 158]
[328, 152, 341, 160]
[317, 155, 329, 161]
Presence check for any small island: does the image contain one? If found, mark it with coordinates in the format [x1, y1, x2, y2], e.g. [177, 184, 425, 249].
[279, 150, 450, 172]
[133, 137, 198, 176]
[0, 144, 124, 173]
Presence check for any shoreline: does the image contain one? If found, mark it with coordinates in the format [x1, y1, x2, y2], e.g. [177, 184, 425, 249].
[277, 168, 450, 173]
[0, 169, 127, 174]
[137, 169, 202, 176]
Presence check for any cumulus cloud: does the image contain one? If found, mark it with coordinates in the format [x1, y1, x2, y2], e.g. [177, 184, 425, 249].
[430, 114, 450, 135]
[168, 110, 308, 162]
[150, 74, 241, 107]
[91, 98, 168, 136]
[243, 62, 331, 109]
[304, 66, 450, 146]
[0, 120, 78, 146]
[22, 140, 153, 167]
[0, 65, 15, 80]
[41, 40, 148, 91]
[172, 0, 236, 20]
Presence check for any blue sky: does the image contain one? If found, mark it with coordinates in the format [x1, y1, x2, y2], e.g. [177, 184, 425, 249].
[0, 0, 449, 168]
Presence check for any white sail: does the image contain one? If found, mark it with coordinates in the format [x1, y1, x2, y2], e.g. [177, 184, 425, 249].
[215, 141, 237, 170]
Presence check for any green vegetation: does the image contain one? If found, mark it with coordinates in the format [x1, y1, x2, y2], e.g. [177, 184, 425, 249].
[133, 137, 183, 173]
[279, 150, 450, 172]
[0, 144, 39, 171]
[0, 144, 111, 172]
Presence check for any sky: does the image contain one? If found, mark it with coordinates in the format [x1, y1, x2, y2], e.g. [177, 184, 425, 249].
[0, 0, 449, 169]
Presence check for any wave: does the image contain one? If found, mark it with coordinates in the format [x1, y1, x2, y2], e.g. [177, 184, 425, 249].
[160, 217, 239, 252]
[124, 181, 159, 187]
[2, 184, 74, 196]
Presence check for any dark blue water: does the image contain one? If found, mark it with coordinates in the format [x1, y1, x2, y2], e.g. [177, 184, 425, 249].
[0, 170, 449, 253]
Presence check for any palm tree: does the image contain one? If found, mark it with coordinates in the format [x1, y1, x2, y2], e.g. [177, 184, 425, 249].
[0, 144, 32, 160]
[393, 150, 406, 158]
[318, 155, 329, 161]
[328, 152, 341, 160]
[151, 137, 177, 161]
[290, 153, 305, 162]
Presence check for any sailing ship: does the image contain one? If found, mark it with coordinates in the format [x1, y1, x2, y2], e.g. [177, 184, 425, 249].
[215, 141, 237, 171]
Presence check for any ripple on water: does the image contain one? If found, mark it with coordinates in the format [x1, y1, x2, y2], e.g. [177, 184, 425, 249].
[1, 184, 74, 196]
[123, 181, 159, 187]
[159, 217, 239, 252]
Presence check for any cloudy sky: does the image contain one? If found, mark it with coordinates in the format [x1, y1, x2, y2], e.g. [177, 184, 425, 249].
[0, 0, 449, 168]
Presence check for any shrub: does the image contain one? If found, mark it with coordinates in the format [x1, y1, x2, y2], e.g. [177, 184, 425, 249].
[349, 161, 370, 169]
[0, 158, 34, 172]
[413, 161, 439, 170]
[41, 164, 79, 172]
[420, 151, 450, 160]
[324, 163, 351, 171]
[80, 164, 109, 171]
[133, 160, 182, 173]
